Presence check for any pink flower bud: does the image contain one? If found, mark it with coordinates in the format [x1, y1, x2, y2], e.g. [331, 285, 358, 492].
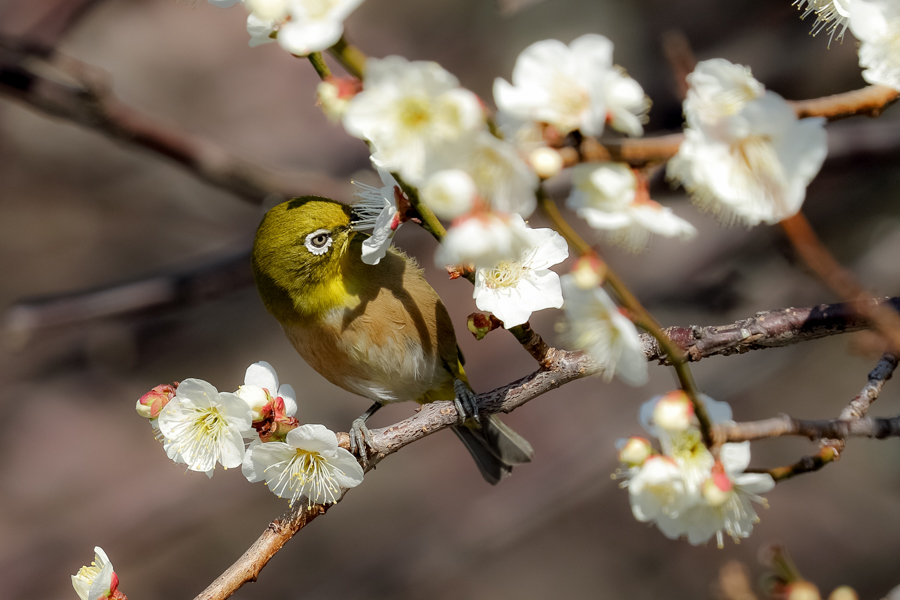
[652, 390, 694, 431]
[467, 311, 503, 340]
[701, 462, 733, 507]
[617, 436, 653, 467]
[136, 383, 178, 419]
[570, 255, 606, 290]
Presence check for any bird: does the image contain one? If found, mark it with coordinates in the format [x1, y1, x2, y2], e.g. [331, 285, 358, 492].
[250, 195, 533, 484]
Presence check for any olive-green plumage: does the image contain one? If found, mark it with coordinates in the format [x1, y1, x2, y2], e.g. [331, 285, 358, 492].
[251, 196, 533, 484]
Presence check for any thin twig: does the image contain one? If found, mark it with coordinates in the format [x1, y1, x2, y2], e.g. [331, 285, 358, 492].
[660, 30, 696, 101]
[713, 414, 900, 445]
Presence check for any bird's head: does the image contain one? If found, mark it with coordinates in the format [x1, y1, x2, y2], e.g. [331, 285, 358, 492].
[252, 196, 358, 320]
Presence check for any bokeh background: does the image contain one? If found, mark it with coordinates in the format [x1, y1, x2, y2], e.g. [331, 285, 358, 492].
[2, 0, 900, 598]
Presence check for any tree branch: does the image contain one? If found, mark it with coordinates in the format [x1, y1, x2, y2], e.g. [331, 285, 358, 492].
[0, 40, 343, 205]
[713, 414, 900, 445]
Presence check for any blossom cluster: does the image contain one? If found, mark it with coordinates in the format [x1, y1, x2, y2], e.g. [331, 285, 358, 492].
[794, 0, 900, 90]
[137, 361, 364, 507]
[618, 392, 775, 547]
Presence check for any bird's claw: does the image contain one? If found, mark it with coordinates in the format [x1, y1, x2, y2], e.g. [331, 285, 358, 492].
[453, 379, 480, 425]
[349, 417, 375, 467]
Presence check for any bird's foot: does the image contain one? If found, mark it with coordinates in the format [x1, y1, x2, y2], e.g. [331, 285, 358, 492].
[453, 379, 480, 425]
[349, 416, 375, 467]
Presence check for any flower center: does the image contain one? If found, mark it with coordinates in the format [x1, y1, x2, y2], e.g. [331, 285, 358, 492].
[484, 260, 525, 288]
[271, 449, 343, 507]
[730, 134, 787, 209]
[398, 96, 433, 131]
[75, 564, 101, 586]
[551, 73, 590, 126]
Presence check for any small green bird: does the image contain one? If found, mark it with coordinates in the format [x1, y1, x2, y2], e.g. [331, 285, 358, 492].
[251, 196, 533, 484]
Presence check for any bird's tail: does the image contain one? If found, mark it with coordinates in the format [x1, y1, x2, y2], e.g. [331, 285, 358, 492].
[452, 415, 534, 485]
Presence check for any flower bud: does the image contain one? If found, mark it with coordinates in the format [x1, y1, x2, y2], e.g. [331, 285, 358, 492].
[617, 436, 653, 467]
[317, 76, 362, 122]
[570, 255, 606, 290]
[528, 147, 563, 179]
[786, 581, 822, 600]
[421, 169, 477, 220]
[827, 586, 858, 600]
[236, 384, 272, 422]
[701, 462, 733, 507]
[467, 311, 502, 340]
[136, 383, 177, 419]
[245, 0, 290, 21]
[652, 390, 694, 431]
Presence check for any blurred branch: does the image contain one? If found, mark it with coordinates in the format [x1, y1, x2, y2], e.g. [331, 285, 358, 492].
[0, 0, 103, 52]
[714, 414, 900, 445]
[788, 84, 899, 120]
[4, 249, 253, 343]
[661, 30, 696, 101]
[0, 39, 343, 205]
[780, 212, 900, 353]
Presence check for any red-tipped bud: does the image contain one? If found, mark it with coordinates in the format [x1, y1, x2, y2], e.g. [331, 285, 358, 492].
[701, 461, 734, 506]
[571, 255, 606, 289]
[136, 383, 178, 419]
[467, 311, 503, 340]
[617, 436, 654, 467]
[653, 390, 694, 431]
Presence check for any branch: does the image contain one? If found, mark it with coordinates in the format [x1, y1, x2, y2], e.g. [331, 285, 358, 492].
[0, 40, 343, 205]
[713, 414, 900, 445]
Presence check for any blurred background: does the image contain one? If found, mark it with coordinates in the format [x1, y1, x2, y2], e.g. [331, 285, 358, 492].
[2, 0, 900, 598]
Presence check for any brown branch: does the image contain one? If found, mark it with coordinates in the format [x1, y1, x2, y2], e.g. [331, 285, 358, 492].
[193, 500, 339, 600]
[787, 85, 899, 121]
[660, 30, 696, 101]
[0, 41, 344, 205]
[713, 414, 900, 445]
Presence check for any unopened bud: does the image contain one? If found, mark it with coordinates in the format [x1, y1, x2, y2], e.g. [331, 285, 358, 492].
[571, 255, 606, 290]
[701, 463, 733, 507]
[528, 147, 563, 179]
[136, 383, 177, 419]
[652, 390, 694, 431]
[467, 311, 503, 340]
[827, 586, 858, 600]
[786, 581, 822, 600]
[617, 436, 653, 467]
[236, 384, 273, 422]
[421, 169, 477, 220]
[317, 76, 361, 122]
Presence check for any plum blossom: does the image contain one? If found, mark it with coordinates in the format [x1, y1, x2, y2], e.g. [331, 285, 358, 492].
[232, 0, 364, 55]
[667, 59, 827, 226]
[419, 169, 477, 220]
[560, 274, 648, 386]
[494, 34, 649, 137]
[850, 0, 900, 91]
[567, 163, 696, 251]
[435, 211, 532, 270]
[350, 167, 404, 265]
[472, 214, 568, 327]
[243, 423, 364, 506]
[157, 378, 253, 475]
[620, 395, 775, 547]
[235, 360, 298, 422]
[72, 547, 122, 600]
[343, 56, 485, 183]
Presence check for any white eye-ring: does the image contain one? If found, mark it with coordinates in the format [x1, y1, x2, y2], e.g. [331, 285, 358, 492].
[304, 229, 333, 255]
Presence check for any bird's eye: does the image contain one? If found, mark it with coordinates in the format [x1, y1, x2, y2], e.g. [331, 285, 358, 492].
[304, 229, 333, 255]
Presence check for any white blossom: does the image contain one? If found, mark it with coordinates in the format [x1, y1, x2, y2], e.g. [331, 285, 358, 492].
[237, 0, 364, 55]
[350, 167, 402, 265]
[680, 59, 765, 135]
[235, 361, 298, 421]
[617, 436, 654, 468]
[72, 547, 117, 600]
[343, 56, 485, 183]
[667, 59, 827, 226]
[157, 378, 253, 474]
[567, 163, 696, 251]
[243, 424, 364, 506]
[628, 456, 693, 523]
[628, 395, 776, 547]
[795, 0, 853, 46]
[560, 275, 648, 385]
[472, 214, 568, 327]
[850, 0, 900, 91]
[419, 169, 477, 221]
[428, 131, 539, 217]
[435, 211, 532, 270]
[493, 34, 649, 137]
